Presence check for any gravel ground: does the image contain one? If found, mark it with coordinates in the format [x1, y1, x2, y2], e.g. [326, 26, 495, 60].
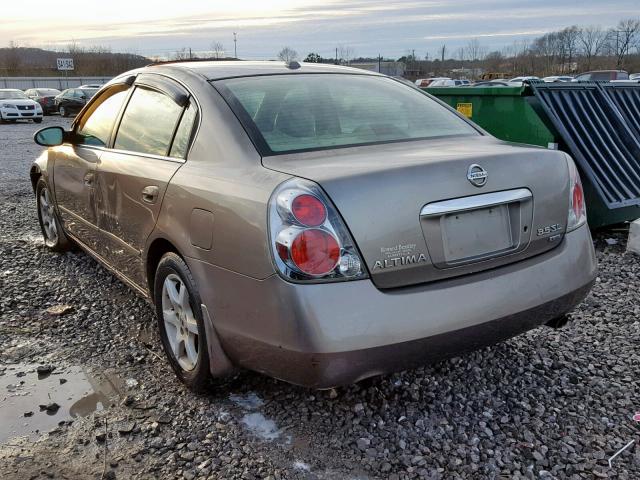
[1, 117, 640, 480]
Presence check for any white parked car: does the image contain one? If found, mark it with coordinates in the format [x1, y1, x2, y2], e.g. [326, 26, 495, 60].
[0, 89, 43, 123]
[428, 79, 469, 87]
[415, 77, 450, 87]
[507, 76, 540, 85]
[542, 76, 574, 82]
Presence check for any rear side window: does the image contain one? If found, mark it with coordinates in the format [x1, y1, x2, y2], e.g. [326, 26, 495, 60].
[114, 87, 183, 156]
[216, 74, 478, 155]
[169, 102, 198, 159]
[76, 86, 129, 147]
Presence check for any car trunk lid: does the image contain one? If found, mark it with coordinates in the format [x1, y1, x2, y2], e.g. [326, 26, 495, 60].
[263, 137, 570, 289]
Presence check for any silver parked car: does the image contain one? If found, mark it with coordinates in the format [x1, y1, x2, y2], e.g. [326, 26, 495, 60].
[30, 61, 597, 390]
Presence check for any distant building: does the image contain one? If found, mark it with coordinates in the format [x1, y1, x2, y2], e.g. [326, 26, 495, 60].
[350, 61, 405, 77]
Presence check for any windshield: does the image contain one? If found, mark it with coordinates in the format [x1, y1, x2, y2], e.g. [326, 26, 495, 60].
[0, 90, 28, 100]
[216, 74, 478, 155]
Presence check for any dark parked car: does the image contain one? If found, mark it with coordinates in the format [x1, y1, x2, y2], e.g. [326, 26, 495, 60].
[573, 70, 629, 81]
[54, 88, 99, 117]
[25, 88, 61, 114]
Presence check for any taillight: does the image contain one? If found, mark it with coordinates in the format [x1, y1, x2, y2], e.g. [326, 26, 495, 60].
[291, 194, 326, 226]
[269, 178, 368, 282]
[566, 156, 587, 231]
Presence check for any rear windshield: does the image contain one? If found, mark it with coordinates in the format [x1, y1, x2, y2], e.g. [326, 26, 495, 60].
[215, 74, 478, 155]
[37, 89, 61, 95]
[80, 88, 99, 98]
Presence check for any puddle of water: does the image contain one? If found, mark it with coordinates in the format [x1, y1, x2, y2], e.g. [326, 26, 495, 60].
[293, 461, 311, 472]
[241, 412, 280, 441]
[0, 364, 125, 443]
[229, 392, 264, 410]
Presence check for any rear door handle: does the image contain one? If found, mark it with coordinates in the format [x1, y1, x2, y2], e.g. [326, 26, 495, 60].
[142, 185, 159, 204]
[83, 172, 95, 186]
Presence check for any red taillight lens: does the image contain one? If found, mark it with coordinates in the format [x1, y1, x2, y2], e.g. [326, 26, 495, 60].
[291, 194, 326, 227]
[572, 181, 584, 219]
[290, 229, 340, 276]
[566, 156, 587, 231]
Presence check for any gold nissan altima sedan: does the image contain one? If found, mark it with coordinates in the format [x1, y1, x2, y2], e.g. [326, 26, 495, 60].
[30, 61, 597, 390]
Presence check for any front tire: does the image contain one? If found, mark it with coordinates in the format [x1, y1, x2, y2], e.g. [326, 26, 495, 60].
[154, 253, 211, 392]
[34, 118, 43, 124]
[36, 179, 72, 252]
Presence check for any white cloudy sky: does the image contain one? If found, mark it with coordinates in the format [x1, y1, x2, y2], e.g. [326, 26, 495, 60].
[3, 0, 638, 59]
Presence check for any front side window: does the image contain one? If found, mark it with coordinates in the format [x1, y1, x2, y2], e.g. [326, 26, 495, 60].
[114, 87, 183, 156]
[216, 74, 478, 155]
[76, 86, 129, 147]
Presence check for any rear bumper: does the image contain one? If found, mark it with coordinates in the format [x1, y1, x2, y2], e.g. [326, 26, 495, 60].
[188, 225, 597, 388]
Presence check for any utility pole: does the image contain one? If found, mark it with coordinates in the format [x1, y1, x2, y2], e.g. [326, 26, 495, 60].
[412, 49, 416, 75]
[189, 47, 192, 59]
[335, 47, 338, 65]
[233, 32, 237, 58]
[378, 54, 381, 73]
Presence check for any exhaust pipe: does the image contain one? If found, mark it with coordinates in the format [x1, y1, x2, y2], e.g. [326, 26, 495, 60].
[545, 315, 570, 329]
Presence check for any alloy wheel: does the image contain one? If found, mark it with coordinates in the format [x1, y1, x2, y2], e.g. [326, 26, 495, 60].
[161, 273, 199, 371]
[39, 187, 58, 245]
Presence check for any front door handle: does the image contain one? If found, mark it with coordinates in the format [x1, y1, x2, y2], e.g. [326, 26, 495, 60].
[83, 172, 95, 186]
[142, 185, 159, 204]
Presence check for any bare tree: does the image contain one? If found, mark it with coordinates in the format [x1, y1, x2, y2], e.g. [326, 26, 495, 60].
[466, 38, 486, 61]
[578, 25, 607, 70]
[607, 18, 640, 68]
[172, 48, 190, 60]
[337, 45, 354, 65]
[5, 41, 21, 74]
[278, 46, 298, 63]
[558, 26, 580, 70]
[211, 42, 225, 59]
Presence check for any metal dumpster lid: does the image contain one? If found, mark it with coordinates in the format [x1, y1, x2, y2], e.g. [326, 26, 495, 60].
[529, 81, 640, 210]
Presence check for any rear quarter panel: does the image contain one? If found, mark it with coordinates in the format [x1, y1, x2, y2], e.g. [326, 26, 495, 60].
[148, 68, 289, 280]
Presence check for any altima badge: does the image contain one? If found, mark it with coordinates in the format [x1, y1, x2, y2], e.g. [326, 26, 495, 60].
[467, 164, 488, 187]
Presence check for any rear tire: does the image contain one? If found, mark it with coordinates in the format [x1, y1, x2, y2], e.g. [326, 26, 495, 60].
[154, 253, 211, 392]
[59, 106, 68, 117]
[36, 179, 72, 252]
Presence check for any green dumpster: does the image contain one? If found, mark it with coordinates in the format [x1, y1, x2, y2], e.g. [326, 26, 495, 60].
[424, 84, 640, 229]
[426, 85, 556, 148]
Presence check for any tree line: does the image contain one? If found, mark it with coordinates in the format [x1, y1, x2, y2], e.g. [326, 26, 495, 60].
[3, 18, 639, 78]
[0, 42, 149, 77]
[283, 18, 640, 78]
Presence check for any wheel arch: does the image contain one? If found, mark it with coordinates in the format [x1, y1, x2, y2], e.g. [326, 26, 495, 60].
[145, 234, 236, 378]
[30, 165, 42, 194]
[145, 236, 182, 298]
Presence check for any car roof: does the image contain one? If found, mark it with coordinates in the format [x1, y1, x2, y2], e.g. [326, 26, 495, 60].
[147, 60, 381, 80]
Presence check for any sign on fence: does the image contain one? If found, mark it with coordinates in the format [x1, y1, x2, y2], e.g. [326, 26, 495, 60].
[56, 58, 75, 71]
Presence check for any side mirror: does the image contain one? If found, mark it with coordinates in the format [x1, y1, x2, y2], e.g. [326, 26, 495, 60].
[80, 95, 86, 100]
[34, 126, 65, 147]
